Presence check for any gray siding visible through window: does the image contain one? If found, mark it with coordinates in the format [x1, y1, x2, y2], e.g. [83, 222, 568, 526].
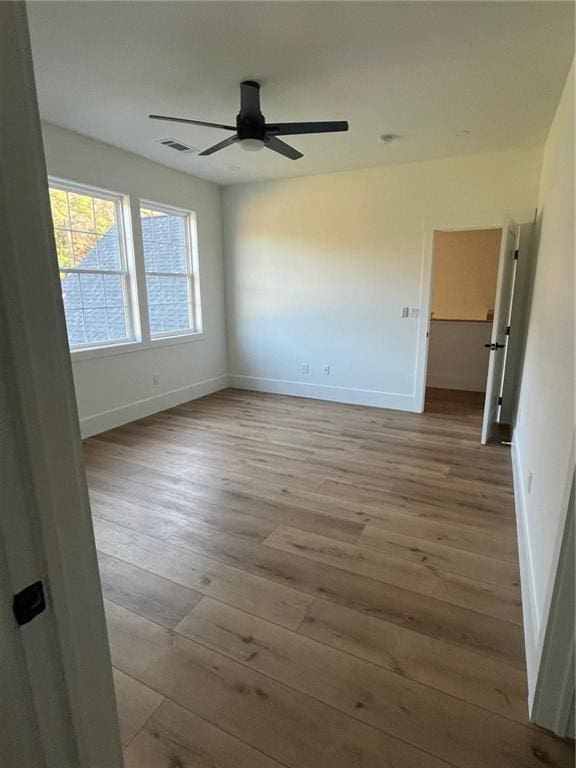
[49, 181, 200, 351]
[50, 184, 132, 348]
[140, 206, 197, 337]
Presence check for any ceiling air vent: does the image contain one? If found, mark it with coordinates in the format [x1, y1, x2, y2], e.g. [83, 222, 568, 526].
[156, 138, 196, 154]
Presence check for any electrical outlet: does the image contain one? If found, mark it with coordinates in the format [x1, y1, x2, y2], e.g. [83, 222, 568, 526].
[153, 372, 160, 386]
[527, 469, 534, 494]
[322, 365, 330, 375]
[401, 306, 410, 319]
[300, 363, 309, 375]
[409, 307, 420, 319]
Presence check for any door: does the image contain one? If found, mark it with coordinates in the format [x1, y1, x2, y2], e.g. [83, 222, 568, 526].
[0, 344, 77, 768]
[0, 529, 44, 768]
[0, 4, 122, 767]
[481, 218, 520, 444]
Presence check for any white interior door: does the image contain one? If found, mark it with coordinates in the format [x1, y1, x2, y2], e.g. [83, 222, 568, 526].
[481, 218, 520, 444]
[0, 356, 76, 767]
[1, 4, 123, 767]
[0, 530, 44, 768]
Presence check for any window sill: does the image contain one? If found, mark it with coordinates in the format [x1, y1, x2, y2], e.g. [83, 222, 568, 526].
[70, 331, 206, 362]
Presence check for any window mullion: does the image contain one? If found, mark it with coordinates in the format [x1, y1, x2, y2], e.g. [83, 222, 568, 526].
[184, 214, 195, 331]
[76, 274, 88, 346]
[128, 195, 151, 343]
[145, 270, 190, 278]
[60, 268, 124, 276]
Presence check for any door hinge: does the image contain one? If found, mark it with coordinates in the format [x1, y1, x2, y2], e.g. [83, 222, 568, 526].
[514, 249, 519, 260]
[13, 581, 46, 626]
[505, 325, 511, 336]
[498, 396, 503, 406]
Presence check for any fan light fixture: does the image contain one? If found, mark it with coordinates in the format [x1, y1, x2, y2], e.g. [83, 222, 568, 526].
[239, 138, 265, 152]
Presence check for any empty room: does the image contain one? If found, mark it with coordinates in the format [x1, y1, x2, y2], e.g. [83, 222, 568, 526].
[1, 2, 574, 767]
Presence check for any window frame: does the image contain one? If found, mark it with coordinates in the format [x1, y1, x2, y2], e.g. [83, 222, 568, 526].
[139, 198, 202, 341]
[48, 176, 139, 353]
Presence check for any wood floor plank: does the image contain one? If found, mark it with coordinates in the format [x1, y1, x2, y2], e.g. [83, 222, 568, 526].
[175, 597, 572, 768]
[358, 524, 520, 583]
[360, 504, 518, 561]
[123, 699, 285, 768]
[91, 431, 325, 492]
[264, 525, 523, 623]
[106, 600, 453, 768]
[112, 667, 163, 747]
[299, 598, 528, 722]
[90, 489, 189, 540]
[91, 481, 279, 544]
[87, 467, 364, 544]
[98, 551, 203, 629]
[389, 475, 515, 515]
[169, 520, 525, 666]
[94, 518, 313, 630]
[357, 492, 516, 536]
[85, 439, 253, 490]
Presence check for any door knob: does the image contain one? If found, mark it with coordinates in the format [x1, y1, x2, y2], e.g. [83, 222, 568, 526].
[484, 343, 505, 351]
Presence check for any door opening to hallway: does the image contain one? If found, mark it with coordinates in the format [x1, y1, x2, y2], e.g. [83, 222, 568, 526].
[425, 223, 520, 443]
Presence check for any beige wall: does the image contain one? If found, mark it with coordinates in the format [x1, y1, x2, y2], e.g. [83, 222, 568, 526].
[223, 145, 542, 411]
[432, 228, 501, 321]
[512, 60, 574, 701]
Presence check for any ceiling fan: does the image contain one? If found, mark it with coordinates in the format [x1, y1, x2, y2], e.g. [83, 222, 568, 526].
[149, 80, 349, 160]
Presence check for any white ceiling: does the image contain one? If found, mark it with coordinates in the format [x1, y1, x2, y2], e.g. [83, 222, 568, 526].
[28, 1, 574, 186]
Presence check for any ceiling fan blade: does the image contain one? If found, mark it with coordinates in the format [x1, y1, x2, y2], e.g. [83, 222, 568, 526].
[265, 121, 349, 136]
[240, 81, 261, 117]
[198, 134, 239, 156]
[149, 114, 235, 131]
[265, 136, 303, 160]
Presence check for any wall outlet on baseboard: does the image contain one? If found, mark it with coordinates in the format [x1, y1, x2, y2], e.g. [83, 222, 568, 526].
[153, 372, 160, 386]
[300, 363, 309, 375]
[322, 365, 330, 375]
[527, 469, 534, 494]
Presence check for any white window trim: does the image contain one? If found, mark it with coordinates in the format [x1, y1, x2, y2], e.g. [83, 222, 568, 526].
[139, 198, 203, 341]
[48, 176, 139, 353]
[48, 178, 205, 358]
[70, 330, 206, 362]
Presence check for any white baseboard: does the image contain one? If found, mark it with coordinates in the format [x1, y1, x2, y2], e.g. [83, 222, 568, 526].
[427, 373, 486, 392]
[79, 374, 230, 438]
[229, 375, 416, 411]
[511, 433, 540, 707]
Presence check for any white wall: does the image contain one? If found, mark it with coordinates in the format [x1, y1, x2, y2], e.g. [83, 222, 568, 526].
[223, 147, 542, 410]
[427, 321, 491, 392]
[41, 123, 228, 436]
[511, 61, 575, 702]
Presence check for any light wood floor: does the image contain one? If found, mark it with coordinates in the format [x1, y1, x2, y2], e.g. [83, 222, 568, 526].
[84, 388, 574, 768]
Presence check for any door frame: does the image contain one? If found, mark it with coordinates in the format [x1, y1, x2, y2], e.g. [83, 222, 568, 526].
[415, 212, 526, 415]
[530, 469, 575, 736]
[480, 217, 519, 445]
[1, 4, 122, 766]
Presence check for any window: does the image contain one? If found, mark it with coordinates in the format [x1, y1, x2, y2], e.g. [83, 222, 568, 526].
[49, 180, 134, 350]
[48, 179, 202, 355]
[140, 202, 200, 338]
